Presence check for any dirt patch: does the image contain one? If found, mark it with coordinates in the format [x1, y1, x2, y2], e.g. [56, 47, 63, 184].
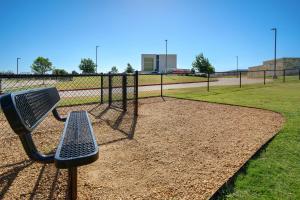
[0, 97, 283, 199]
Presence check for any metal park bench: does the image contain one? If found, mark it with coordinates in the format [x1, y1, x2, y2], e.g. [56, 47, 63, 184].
[0, 87, 99, 200]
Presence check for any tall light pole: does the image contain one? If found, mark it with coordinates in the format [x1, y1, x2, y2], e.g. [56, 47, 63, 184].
[271, 28, 277, 79]
[236, 56, 239, 78]
[165, 39, 168, 73]
[17, 57, 21, 74]
[96, 45, 99, 73]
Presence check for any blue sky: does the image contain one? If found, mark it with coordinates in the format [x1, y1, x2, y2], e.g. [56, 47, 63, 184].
[0, 0, 299, 73]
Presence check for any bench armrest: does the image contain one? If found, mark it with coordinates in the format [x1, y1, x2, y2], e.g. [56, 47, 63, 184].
[52, 108, 67, 122]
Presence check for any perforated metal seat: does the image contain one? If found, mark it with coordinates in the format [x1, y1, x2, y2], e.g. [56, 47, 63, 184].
[55, 111, 99, 169]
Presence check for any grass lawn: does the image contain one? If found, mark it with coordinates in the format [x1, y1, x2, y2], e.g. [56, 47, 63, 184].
[58, 90, 161, 107]
[53, 74, 211, 90]
[2, 75, 213, 93]
[164, 80, 300, 199]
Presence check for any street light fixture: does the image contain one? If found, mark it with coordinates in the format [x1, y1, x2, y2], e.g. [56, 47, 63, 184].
[271, 28, 277, 79]
[165, 40, 168, 73]
[17, 57, 21, 75]
[96, 45, 99, 73]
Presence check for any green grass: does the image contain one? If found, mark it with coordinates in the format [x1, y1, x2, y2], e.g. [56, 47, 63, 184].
[164, 81, 300, 199]
[55, 76, 102, 90]
[59, 96, 100, 107]
[58, 90, 161, 107]
[2, 75, 212, 93]
[54, 75, 211, 90]
[2, 75, 212, 92]
[140, 74, 211, 85]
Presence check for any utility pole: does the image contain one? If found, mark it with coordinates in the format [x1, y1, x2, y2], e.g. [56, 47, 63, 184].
[96, 45, 99, 73]
[271, 28, 277, 79]
[165, 39, 168, 73]
[17, 57, 21, 74]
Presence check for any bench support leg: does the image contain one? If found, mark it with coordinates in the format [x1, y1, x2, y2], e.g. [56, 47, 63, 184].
[19, 134, 54, 163]
[68, 167, 77, 200]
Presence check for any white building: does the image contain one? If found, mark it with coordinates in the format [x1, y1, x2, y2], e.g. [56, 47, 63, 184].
[141, 54, 177, 73]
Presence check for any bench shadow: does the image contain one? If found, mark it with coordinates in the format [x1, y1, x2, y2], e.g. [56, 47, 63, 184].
[0, 159, 67, 199]
[138, 96, 176, 106]
[29, 163, 65, 200]
[0, 160, 33, 199]
[89, 103, 138, 145]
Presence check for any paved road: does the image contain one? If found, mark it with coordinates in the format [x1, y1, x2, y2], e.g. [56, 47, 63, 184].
[59, 78, 270, 97]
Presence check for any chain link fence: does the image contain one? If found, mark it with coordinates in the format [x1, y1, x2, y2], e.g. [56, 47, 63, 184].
[0, 69, 299, 135]
[137, 74, 162, 98]
[162, 69, 300, 97]
[107, 73, 137, 114]
[0, 73, 138, 136]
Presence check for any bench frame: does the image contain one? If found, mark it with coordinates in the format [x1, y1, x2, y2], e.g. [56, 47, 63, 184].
[0, 87, 99, 200]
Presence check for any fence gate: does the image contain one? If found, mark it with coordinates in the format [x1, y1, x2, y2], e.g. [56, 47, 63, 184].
[108, 72, 138, 115]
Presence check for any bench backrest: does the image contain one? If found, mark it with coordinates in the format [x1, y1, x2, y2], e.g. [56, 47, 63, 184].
[0, 87, 60, 135]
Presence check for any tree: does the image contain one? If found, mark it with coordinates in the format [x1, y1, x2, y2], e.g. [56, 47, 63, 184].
[125, 63, 134, 73]
[111, 66, 118, 73]
[192, 53, 215, 74]
[52, 68, 68, 75]
[79, 58, 96, 73]
[31, 57, 53, 74]
[191, 68, 195, 74]
[0, 70, 14, 75]
[71, 70, 79, 75]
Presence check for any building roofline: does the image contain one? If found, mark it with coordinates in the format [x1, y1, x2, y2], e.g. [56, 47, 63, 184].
[248, 65, 263, 69]
[263, 57, 300, 62]
[141, 54, 177, 56]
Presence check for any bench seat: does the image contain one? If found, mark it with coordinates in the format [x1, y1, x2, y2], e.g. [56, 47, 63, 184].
[55, 111, 99, 169]
[0, 87, 99, 199]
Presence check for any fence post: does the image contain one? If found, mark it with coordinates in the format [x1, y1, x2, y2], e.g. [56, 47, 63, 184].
[239, 71, 242, 88]
[299, 69, 300, 80]
[134, 71, 138, 116]
[122, 74, 127, 111]
[283, 69, 286, 83]
[160, 73, 163, 97]
[108, 72, 112, 106]
[0, 78, 2, 94]
[100, 73, 103, 104]
[207, 72, 210, 92]
[264, 70, 266, 85]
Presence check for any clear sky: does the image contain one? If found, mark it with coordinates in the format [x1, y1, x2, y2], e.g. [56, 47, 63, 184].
[0, 0, 299, 73]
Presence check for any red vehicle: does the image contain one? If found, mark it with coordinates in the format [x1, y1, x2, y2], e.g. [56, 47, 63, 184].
[171, 69, 191, 74]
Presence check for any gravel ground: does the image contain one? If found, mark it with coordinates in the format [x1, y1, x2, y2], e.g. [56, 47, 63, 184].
[0, 97, 283, 199]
